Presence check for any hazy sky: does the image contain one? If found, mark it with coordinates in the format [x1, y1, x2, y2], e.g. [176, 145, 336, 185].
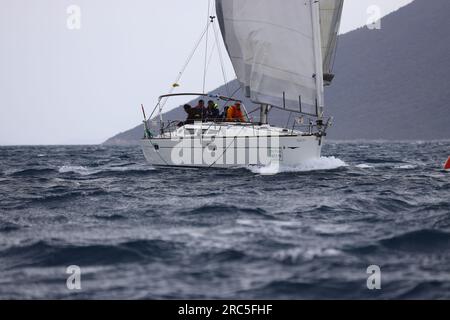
[0, 0, 414, 145]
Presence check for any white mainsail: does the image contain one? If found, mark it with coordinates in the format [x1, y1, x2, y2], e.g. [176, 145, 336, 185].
[215, 0, 344, 115]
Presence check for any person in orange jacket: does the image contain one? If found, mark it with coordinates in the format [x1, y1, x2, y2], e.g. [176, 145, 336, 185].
[226, 102, 246, 122]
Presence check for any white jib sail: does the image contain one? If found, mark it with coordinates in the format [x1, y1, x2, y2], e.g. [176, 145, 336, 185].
[320, 0, 345, 75]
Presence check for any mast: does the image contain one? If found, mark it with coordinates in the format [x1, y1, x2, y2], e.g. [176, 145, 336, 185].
[311, 0, 325, 120]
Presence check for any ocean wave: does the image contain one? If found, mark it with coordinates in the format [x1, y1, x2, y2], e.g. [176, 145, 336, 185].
[415, 201, 450, 213]
[108, 162, 137, 168]
[373, 197, 417, 213]
[94, 214, 128, 221]
[248, 156, 347, 175]
[312, 223, 356, 235]
[345, 244, 379, 255]
[241, 278, 376, 299]
[58, 165, 97, 175]
[356, 164, 374, 169]
[396, 164, 417, 170]
[58, 165, 155, 177]
[361, 158, 405, 164]
[273, 247, 342, 264]
[10, 168, 57, 177]
[380, 229, 450, 252]
[241, 280, 317, 299]
[0, 239, 183, 268]
[196, 249, 248, 264]
[28, 190, 109, 205]
[0, 221, 22, 233]
[182, 204, 270, 217]
[90, 168, 156, 177]
[433, 214, 450, 229]
[396, 281, 450, 299]
[345, 229, 450, 255]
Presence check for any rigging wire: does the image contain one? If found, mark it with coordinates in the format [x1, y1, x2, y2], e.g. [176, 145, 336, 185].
[158, 0, 234, 118]
[159, 24, 210, 111]
[217, 84, 241, 111]
[207, 125, 247, 168]
[205, 39, 218, 75]
[212, 21, 230, 97]
[202, 0, 212, 93]
[174, 26, 209, 88]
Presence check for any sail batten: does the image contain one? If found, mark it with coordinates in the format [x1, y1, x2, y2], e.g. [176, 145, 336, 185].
[216, 0, 344, 115]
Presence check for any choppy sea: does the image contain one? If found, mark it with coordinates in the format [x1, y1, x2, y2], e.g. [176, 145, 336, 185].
[0, 141, 449, 299]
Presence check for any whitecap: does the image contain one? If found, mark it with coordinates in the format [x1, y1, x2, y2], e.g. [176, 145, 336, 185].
[312, 223, 355, 235]
[396, 164, 417, 170]
[356, 164, 374, 169]
[273, 247, 342, 263]
[58, 165, 96, 175]
[303, 248, 341, 260]
[106, 164, 155, 172]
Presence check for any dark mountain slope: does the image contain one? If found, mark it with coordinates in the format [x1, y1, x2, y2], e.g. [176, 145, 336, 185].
[326, 0, 450, 140]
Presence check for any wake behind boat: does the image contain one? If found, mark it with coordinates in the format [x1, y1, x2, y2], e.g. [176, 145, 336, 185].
[141, 0, 344, 169]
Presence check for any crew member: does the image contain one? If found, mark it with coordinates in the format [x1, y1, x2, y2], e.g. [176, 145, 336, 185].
[181, 104, 200, 125]
[194, 99, 207, 120]
[206, 100, 220, 121]
[226, 102, 245, 122]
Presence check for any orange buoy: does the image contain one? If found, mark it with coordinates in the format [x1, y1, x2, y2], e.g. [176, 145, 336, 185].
[445, 157, 450, 171]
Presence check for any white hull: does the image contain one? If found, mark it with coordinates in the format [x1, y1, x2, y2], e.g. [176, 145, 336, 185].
[141, 123, 322, 168]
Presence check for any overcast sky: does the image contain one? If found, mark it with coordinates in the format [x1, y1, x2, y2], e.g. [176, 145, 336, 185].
[0, 0, 414, 145]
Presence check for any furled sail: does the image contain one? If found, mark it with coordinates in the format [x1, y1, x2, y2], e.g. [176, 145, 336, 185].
[215, 0, 344, 115]
[320, 0, 344, 83]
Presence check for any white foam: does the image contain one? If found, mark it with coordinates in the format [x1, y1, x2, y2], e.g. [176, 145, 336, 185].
[107, 164, 155, 172]
[312, 224, 355, 235]
[58, 165, 96, 175]
[248, 156, 347, 175]
[356, 164, 374, 169]
[396, 164, 416, 170]
[58, 164, 154, 175]
[273, 247, 342, 262]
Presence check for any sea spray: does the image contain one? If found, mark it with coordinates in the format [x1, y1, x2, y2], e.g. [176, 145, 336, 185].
[248, 156, 347, 175]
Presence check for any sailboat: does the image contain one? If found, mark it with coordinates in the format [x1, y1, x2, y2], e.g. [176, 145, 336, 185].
[141, 0, 344, 169]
